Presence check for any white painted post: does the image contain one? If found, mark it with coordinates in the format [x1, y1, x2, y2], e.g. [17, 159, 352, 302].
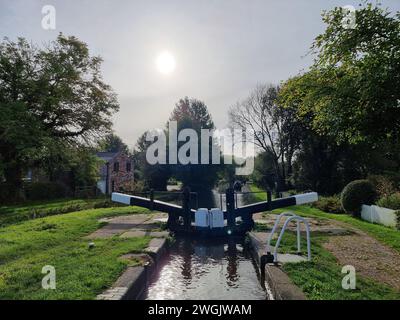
[297, 221, 301, 253]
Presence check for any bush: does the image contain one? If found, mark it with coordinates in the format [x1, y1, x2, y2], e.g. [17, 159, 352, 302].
[376, 193, 400, 210]
[93, 199, 115, 209]
[395, 211, 400, 230]
[341, 180, 377, 217]
[312, 195, 345, 214]
[119, 180, 146, 194]
[25, 182, 69, 201]
[367, 175, 397, 198]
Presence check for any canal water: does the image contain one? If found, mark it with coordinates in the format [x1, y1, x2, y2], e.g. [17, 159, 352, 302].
[143, 237, 268, 300]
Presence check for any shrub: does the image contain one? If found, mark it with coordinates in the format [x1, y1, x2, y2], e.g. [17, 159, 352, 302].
[93, 199, 115, 209]
[341, 180, 377, 217]
[367, 175, 397, 198]
[25, 182, 69, 201]
[395, 211, 400, 230]
[311, 195, 345, 214]
[376, 193, 400, 210]
[119, 180, 146, 194]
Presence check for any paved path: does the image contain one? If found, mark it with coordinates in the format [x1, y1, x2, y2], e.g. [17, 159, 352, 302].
[87, 212, 169, 239]
[323, 223, 400, 291]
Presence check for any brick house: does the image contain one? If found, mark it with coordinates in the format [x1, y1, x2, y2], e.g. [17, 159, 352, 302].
[96, 151, 134, 194]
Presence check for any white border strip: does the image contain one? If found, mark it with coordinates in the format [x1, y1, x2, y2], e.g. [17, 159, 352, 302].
[111, 192, 131, 205]
[294, 192, 318, 205]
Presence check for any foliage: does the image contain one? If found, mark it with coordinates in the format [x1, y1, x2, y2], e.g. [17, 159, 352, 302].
[395, 211, 400, 230]
[376, 193, 400, 210]
[368, 175, 398, 198]
[280, 3, 400, 146]
[229, 84, 301, 191]
[119, 180, 146, 194]
[341, 179, 377, 217]
[277, 2, 400, 198]
[251, 151, 277, 191]
[0, 34, 118, 200]
[25, 182, 69, 201]
[168, 97, 220, 191]
[133, 132, 170, 190]
[97, 133, 130, 154]
[311, 195, 345, 214]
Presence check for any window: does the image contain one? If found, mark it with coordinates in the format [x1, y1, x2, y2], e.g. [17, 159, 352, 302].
[126, 162, 131, 172]
[113, 162, 119, 172]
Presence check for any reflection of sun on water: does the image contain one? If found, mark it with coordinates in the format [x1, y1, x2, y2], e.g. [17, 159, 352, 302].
[156, 51, 176, 75]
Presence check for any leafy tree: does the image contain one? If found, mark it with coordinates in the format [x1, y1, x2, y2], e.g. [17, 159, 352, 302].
[251, 151, 277, 191]
[133, 132, 170, 191]
[281, 3, 400, 146]
[0, 34, 118, 199]
[168, 97, 220, 191]
[97, 133, 129, 154]
[278, 2, 400, 194]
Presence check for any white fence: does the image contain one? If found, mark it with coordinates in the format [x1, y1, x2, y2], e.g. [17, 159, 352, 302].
[361, 205, 397, 228]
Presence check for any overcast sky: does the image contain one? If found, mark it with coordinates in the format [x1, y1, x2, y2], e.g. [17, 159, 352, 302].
[1, 0, 400, 149]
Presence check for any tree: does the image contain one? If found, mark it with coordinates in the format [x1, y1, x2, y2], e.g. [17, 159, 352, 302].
[0, 34, 118, 199]
[168, 97, 220, 191]
[283, 3, 400, 146]
[229, 84, 301, 191]
[97, 133, 129, 154]
[133, 132, 170, 190]
[251, 151, 277, 191]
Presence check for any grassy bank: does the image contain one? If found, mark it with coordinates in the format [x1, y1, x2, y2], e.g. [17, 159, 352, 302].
[256, 225, 399, 299]
[0, 198, 117, 227]
[0, 206, 151, 299]
[242, 184, 268, 204]
[272, 205, 400, 253]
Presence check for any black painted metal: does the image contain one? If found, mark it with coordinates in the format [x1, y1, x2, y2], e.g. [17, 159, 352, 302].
[122, 188, 299, 235]
[226, 187, 236, 230]
[234, 196, 296, 217]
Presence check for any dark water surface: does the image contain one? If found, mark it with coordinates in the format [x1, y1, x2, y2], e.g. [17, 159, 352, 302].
[143, 238, 268, 300]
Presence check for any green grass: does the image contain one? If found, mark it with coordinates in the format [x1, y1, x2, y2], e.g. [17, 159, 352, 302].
[0, 198, 116, 227]
[0, 205, 151, 299]
[255, 225, 400, 299]
[271, 205, 400, 252]
[257, 202, 400, 299]
[242, 184, 268, 204]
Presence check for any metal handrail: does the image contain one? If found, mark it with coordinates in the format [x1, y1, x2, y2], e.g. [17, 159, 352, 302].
[267, 212, 299, 253]
[273, 215, 311, 263]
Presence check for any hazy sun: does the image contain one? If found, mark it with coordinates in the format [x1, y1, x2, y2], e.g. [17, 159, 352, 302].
[156, 51, 176, 75]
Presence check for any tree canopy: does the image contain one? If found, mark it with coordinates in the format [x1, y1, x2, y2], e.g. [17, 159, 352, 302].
[280, 3, 400, 146]
[0, 34, 118, 199]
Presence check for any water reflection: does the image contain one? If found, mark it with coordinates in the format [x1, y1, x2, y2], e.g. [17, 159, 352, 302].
[143, 237, 267, 300]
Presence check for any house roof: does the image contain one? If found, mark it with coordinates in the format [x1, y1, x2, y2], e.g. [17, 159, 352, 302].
[96, 151, 119, 162]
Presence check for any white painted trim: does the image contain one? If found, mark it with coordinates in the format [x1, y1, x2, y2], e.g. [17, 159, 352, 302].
[195, 208, 209, 227]
[294, 192, 318, 205]
[210, 208, 224, 229]
[111, 192, 131, 205]
[361, 204, 397, 227]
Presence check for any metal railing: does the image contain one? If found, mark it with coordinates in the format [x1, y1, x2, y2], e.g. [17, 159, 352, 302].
[267, 212, 311, 263]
